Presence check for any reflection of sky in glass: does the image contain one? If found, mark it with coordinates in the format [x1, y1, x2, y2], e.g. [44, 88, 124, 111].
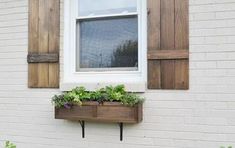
[78, 0, 137, 16]
[77, 16, 138, 70]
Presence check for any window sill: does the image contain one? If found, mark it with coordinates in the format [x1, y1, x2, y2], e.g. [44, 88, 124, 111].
[60, 82, 146, 92]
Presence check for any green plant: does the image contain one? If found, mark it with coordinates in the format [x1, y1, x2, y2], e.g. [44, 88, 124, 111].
[221, 146, 232, 148]
[52, 85, 144, 108]
[90, 89, 105, 102]
[121, 93, 143, 106]
[4, 141, 16, 148]
[105, 85, 126, 102]
[52, 86, 90, 108]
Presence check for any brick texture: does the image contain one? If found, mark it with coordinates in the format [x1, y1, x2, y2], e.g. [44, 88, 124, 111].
[0, 0, 235, 148]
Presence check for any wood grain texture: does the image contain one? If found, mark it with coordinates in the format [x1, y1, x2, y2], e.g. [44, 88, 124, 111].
[174, 0, 189, 89]
[147, 0, 161, 89]
[48, 0, 60, 88]
[27, 53, 59, 63]
[55, 102, 143, 123]
[28, 0, 39, 87]
[160, 0, 175, 89]
[147, 0, 161, 51]
[148, 60, 161, 89]
[28, 0, 60, 88]
[148, 50, 189, 60]
[38, 0, 49, 87]
[147, 0, 189, 89]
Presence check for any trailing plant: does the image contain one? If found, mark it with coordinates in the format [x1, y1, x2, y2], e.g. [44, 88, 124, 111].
[120, 93, 142, 107]
[52, 85, 144, 108]
[4, 141, 16, 148]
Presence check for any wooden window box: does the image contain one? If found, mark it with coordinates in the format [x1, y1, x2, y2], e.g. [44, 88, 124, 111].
[55, 101, 143, 123]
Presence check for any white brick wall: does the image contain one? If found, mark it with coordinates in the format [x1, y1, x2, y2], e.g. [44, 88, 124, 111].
[1, 0, 235, 148]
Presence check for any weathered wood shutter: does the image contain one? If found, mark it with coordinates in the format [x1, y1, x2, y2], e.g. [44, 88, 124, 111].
[28, 0, 60, 88]
[147, 0, 189, 89]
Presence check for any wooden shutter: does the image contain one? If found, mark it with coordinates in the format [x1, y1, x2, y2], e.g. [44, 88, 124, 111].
[147, 0, 189, 89]
[28, 0, 60, 88]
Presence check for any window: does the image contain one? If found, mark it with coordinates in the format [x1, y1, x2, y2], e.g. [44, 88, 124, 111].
[77, 0, 138, 71]
[63, 0, 147, 91]
[77, 17, 138, 71]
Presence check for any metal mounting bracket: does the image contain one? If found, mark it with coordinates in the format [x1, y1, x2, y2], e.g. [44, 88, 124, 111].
[78, 121, 124, 141]
[79, 120, 85, 138]
[119, 123, 123, 141]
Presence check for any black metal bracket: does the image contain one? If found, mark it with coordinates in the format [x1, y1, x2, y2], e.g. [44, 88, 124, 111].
[79, 120, 85, 138]
[119, 123, 123, 141]
[78, 121, 124, 141]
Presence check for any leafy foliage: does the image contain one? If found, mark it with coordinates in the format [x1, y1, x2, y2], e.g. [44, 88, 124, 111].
[105, 85, 125, 102]
[221, 146, 233, 148]
[120, 93, 143, 107]
[4, 141, 16, 148]
[52, 85, 144, 108]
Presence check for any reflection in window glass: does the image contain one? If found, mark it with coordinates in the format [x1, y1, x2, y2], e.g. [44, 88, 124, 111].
[76, 16, 138, 71]
[78, 0, 137, 16]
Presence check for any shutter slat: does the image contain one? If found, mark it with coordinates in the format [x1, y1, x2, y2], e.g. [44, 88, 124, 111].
[28, 0, 60, 88]
[48, 0, 60, 88]
[174, 0, 189, 89]
[147, 0, 161, 89]
[38, 0, 49, 88]
[175, 60, 189, 89]
[160, 0, 175, 89]
[28, 0, 39, 87]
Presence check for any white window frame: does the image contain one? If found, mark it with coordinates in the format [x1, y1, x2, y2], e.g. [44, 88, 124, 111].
[62, 0, 147, 92]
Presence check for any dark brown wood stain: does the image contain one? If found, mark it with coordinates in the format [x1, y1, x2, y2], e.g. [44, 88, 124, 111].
[55, 102, 143, 124]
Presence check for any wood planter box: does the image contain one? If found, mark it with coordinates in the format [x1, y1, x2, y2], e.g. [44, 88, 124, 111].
[55, 101, 143, 123]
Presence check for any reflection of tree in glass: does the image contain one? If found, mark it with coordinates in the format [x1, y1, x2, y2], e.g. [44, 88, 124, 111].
[111, 40, 138, 67]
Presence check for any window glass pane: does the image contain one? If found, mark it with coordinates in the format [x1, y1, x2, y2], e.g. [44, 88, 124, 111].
[78, 0, 137, 17]
[77, 16, 138, 71]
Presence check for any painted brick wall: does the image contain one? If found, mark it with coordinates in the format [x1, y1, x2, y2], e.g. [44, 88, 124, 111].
[0, 0, 235, 148]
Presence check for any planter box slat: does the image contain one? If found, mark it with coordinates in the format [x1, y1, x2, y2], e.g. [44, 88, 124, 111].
[55, 101, 143, 123]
